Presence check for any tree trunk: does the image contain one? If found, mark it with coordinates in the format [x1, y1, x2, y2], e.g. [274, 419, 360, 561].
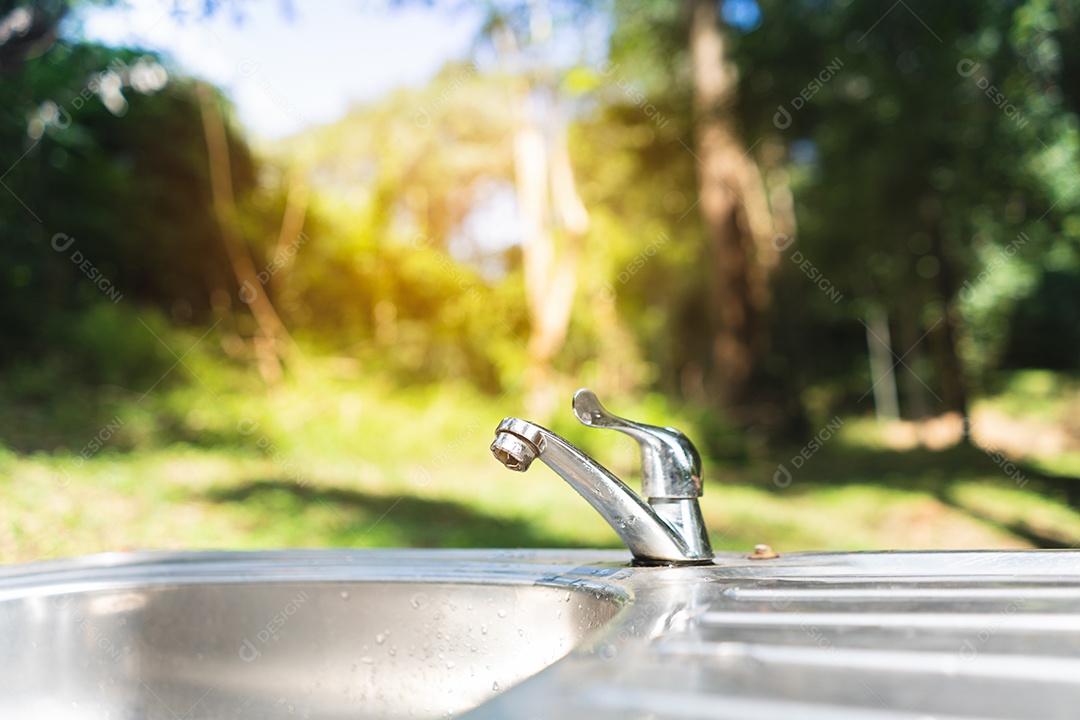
[270, 173, 309, 297]
[197, 83, 297, 383]
[865, 305, 901, 420]
[689, 0, 775, 411]
[511, 85, 587, 417]
[896, 294, 931, 420]
[921, 197, 969, 419]
[491, 17, 588, 417]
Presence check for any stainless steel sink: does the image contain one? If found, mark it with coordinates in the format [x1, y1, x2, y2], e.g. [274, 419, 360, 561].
[0, 550, 626, 719]
[8, 548, 1080, 720]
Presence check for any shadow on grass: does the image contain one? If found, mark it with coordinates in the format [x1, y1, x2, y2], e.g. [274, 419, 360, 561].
[0, 390, 236, 455]
[203, 479, 608, 550]
[750, 442, 1080, 548]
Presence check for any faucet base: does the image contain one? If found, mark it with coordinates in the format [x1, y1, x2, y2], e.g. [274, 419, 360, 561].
[630, 557, 716, 568]
[648, 498, 713, 562]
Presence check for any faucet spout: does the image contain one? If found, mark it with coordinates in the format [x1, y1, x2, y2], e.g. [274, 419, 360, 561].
[490, 396, 714, 566]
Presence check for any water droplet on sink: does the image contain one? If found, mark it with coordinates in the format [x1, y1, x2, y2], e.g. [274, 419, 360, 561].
[480, 625, 488, 635]
[446, 660, 455, 669]
[564, 592, 571, 602]
[492, 681, 500, 692]
[375, 633, 386, 644]
[388, 646, 397, 656]
[497, 609, 506, 618]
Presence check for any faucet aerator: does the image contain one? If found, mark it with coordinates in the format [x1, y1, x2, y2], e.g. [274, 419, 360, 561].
[490, 431, 538, 472]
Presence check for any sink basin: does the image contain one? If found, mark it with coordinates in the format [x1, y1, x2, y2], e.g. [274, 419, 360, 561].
[0, 550, 626, 719]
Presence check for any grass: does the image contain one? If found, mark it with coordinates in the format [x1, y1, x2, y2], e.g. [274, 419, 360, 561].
[3, 360, 1080, 566]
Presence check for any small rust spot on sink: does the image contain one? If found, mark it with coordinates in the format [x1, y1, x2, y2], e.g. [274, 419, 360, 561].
[748, 544, 779, 560]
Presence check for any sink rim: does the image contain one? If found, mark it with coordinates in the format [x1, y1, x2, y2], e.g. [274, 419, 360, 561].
[0, 548, 638, 604]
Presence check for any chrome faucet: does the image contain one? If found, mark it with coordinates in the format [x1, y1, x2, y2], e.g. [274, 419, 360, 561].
[489, 389, 713, 566]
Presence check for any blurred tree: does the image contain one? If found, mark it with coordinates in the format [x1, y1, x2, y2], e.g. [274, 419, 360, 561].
[726, 0, 1080, 422]
[198, 81, 299, 383]
[0, 0, 69, 74]
[689, 0, 778, 410]
[598, 0, 1080, 433]
[277, 65, 535, 390]
[594, 0, 792, 426]
[0, 30, 278, 384]
[487, 3, 592, 418]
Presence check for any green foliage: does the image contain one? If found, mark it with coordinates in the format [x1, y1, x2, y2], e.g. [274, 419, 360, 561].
[1003, 270, 1080, 368]
[0, 40, 263, 358]
[56, 302, 172, 387]
[584, 0, 1080, 418]
[266, 67, 610, 391]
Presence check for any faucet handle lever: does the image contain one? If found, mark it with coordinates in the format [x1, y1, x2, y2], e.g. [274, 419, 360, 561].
[572, 389, 703, 499]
